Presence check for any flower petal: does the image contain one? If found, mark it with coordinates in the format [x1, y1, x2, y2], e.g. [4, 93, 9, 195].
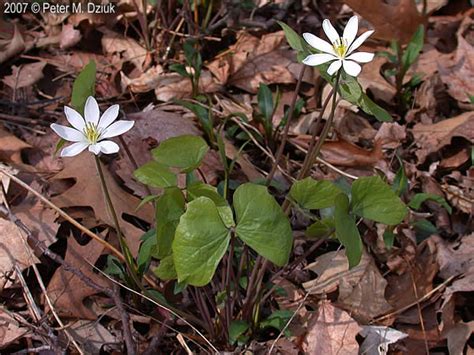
[343, 16, 358, 47]
[346, 51, 374, 63]
[64, 106, 85, 131]
[327, 60, 342, 75]
[84, 96, 100, 125]
[302, 33, 335, 55]
[88, 144, 101, 155]
[101, 120, 134, 139]
[302, 53, 336, 66]
[98, 104, 120, 130]
[97, 140, 120, 154]
[51, 123, 85, 142]
[347, 30, 374, 55]
[322, 19, 340, 44]
[60, 142, 89, 157]
[342, 60, 362, 76]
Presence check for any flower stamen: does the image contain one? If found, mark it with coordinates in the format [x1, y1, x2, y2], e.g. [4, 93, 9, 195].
[333, 38, 348, 58]
[83, 122, 100, 144]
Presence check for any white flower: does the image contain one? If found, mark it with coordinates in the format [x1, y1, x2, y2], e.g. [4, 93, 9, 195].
[51, 96, 134, 157]
[302, 16, 375, 77]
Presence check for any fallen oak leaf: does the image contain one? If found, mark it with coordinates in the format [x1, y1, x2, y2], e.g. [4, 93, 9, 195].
[411, 111, 474, 163]
[342, 0, 426, 43]
[291, 136, 384, 167]
[2, 62, 47, 89]
[303, 300, 361, 355]
[47, 230, 109, 319]
[50, 153, 154, 255]
[0, 24, 25, 64]
[438, 11, 474, 103]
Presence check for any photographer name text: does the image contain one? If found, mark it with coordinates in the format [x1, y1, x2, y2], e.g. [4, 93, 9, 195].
[4, 2, 116, 14]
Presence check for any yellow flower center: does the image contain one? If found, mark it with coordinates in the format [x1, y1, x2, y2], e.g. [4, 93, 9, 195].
[83, 122, 100, 144]
[333, 38, 348, 58]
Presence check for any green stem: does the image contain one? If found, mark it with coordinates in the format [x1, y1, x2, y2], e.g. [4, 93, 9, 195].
[282, 69, 342, 213]
[94, 155, 139, 285]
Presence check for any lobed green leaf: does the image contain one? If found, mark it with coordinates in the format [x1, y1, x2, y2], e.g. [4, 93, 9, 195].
[234, 183, 292, 266]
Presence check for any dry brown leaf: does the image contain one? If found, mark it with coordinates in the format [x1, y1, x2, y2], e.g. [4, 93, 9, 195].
[207, 31, 298, 93]
[304, 251, 392, 322]
[59, 24, 81, 49]
[444, 321, 474, 355]
[433, 233, 474, 299]
[385, 238, 439, 311]
[302, 300, 361, 355]
[0, 25, 25, 64]
[441, 183, 473, 215]
[0, 308, 28, 349]
[50, 153, 154, 255]
[292, 136, 384, 168]
[116, 108, 201, 196]
[0, 218, 39, 290]
[411, 111, 474, 163]
[101, 29, 147, 71]
[374, 122, 407, 149]
[342, 0, 426, 43]
[0, 129, 31, 165]
[439, 12, 474, 103]
[68, 320, 117, 353]
[13, 196, 58, 247]
[47, 233, 109, 319]
[2, 62, 47, 89]
[153, 71, 221, 101]
[439, 149, 470, 170]
[120, 65, 163, 93]
[357, 56, 396, 104]
[335, 112, 377, 143]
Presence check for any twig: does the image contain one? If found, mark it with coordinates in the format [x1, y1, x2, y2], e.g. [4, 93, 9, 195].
[0, 166, 160, 289]
[86, 259, 219, 353]
[112, 284, 136, 355]
[268, 292, 309, 355]
[372, 275, 457, 323]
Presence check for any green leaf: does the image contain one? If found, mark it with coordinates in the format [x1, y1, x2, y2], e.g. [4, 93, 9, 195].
[187, 182, 235, 228]
[412, 219, 438, 242]
[392, 160, 408, 196]
[169, 63, 190, 78]
[359, 95, 392, 122]
[155, 187, 186, 259]
[351, 176, 408, 225]
[334, 193, 362, 268]
[176, 100, 213, 136]
[152, 135, 209, 173]
[306, 218, 335, 239]
[172, 197, 230, 286]
[289, 177, 342, 209]
[136, 194, 159, 211]
[259, 310, 293, 337]
[332, 74, 392, 122]
[234, 183, 292, 266]
[402, 25, 424, 73]
[105, 255, 126, 277]
[71, 60, 96, 115]
[277, 21, 305, 52]
[383, 230, 395, 249]
[137, 229, 157, 275]
[133, 161, 177, 188]
[154, 254, 177, 280]
[408, 193, 452, 214]
[229, 320, 249, 345]
[258, 83, 274, 121]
